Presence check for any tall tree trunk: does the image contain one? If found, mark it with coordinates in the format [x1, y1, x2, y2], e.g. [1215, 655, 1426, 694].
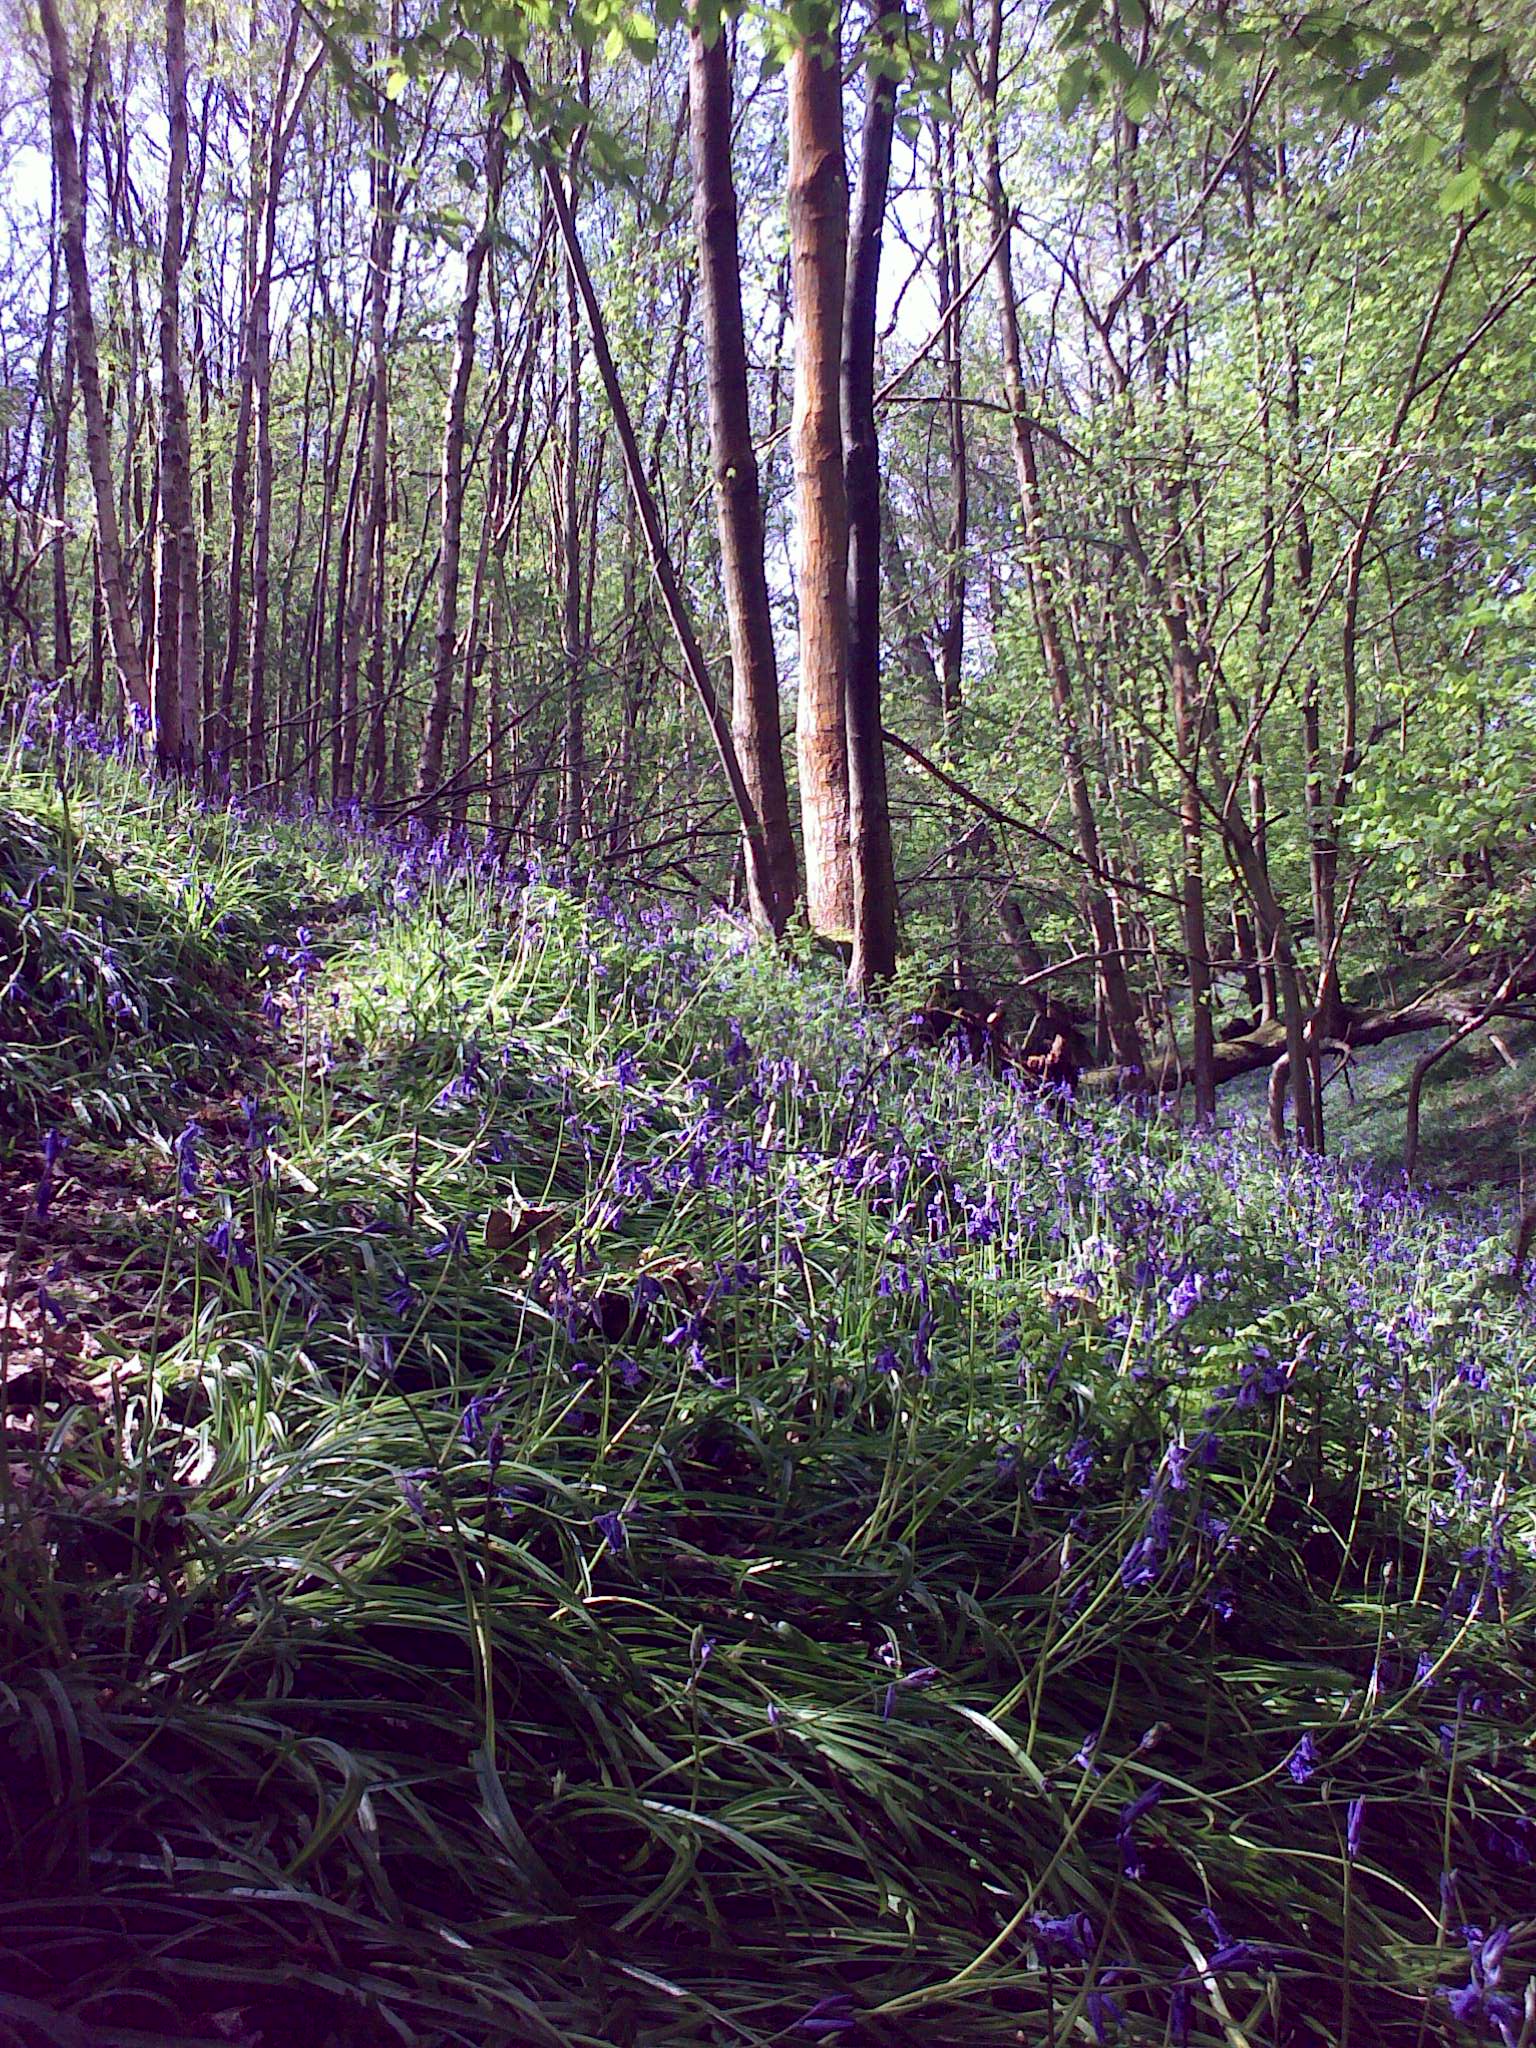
[37, 0, 146, 717]
[972, 0, 1141, 1069]
[687, 15, 799, 935]
[361, 77, 397, 812]
[839, 0, 900, 992]
[153, 0, 196, 776]
[217, 3, 308, 787]
[934, 108, 969, 980]
[558, 258, 585, 854]
[51, 329, 75, 688]
[1169, 638, 1215, 1121]
[244, 246, 277, 786]
[417, 59, 511, 827]
[787, 14, 853, 939]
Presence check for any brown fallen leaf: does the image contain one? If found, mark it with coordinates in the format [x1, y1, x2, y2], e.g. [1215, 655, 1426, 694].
[635, 1251, 708, 1309]
[485, 1203, 565, 1258]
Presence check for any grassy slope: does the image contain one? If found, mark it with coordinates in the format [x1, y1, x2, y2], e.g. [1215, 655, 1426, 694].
[3, 747, 1534, 2048]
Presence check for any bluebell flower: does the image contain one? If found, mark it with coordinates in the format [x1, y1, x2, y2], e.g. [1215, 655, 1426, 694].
[594, 1510, 626, 1552]
[1166, 1270, 1205, 1325]
[1286, 1734, 1320, 1785]
[397, 1469, 431, 1523]
[203, 1217, 254, 1269]
[34, 1128, 66, 1219]
[795, 1995, 856, 2039]
[880, 1665, 938, 1720]
[1169, 1984, 1193, 2045]
[1117, 1782, 1163, 1878]
[35, 1281, 67, 1325]
[1443, 1924, 1517, 2039]
[174, 1120, 203, 1199]
[1085, 1983, 1122, 2043]
[1028, 1911, 1093, 1963]
[1346, 1796, 1365, 1861]
[1201, 1908, 1262, 1973]
[461, 1391, 501, 1448]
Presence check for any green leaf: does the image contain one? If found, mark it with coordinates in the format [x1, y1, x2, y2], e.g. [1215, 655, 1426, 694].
[624, 9, 658, 57]
[1389, 42, 1433, 81]
[1124, 64, 1157, 122]
[1057, 54, 1093, 117]
[1462, 84, 1503, 158]
[1096, 36, 1136, 86]
[447, 34, 483, 77]
[1439, 165, 1483, 212]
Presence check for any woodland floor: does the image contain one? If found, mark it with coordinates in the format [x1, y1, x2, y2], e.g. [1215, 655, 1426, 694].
[3, 749, 1535, 2048]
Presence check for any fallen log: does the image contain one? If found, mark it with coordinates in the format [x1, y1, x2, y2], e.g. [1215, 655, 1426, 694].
[1080, 993, 1536, 1097]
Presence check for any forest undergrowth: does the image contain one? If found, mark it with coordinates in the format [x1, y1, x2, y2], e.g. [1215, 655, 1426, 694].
[3, 735, 1535, 2048]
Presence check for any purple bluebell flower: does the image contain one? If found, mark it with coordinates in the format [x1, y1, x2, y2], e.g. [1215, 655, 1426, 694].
[880, 1665, 938, 1720]
[1166, 1270, 1205, 1325]
[1028, 1911, 1093, 1963]
[594, 1510, 626, 1553]
[1169, 1984, 1193, 2046]
[1286, 1734, 1320, 1785]
[1346, 1796, 1365, 1861]
[397, 1469, 431, 1523]
[1085, 1984, 1122, 2043]
[203, 1217, 254, 1269]
[174, 1120, 203, 1199]
[1200, 1909, 1261, 1973]
[461, 1391, 501, 1448]
[385, 1274, 416, 1318]
[1443, 1923, 1517, 2037]
[34, 1128, 66, 1219]
[795, 1995, 856, 2039]
[35, 1281, 67, 1325]
[1117, 1782, 1163, 1878]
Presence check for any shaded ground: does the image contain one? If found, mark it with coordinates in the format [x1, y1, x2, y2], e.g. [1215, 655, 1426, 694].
[1219, 1020, 1536, 1198]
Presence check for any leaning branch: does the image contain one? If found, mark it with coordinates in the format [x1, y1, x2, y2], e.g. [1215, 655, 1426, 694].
[508, 61, 777, 927]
